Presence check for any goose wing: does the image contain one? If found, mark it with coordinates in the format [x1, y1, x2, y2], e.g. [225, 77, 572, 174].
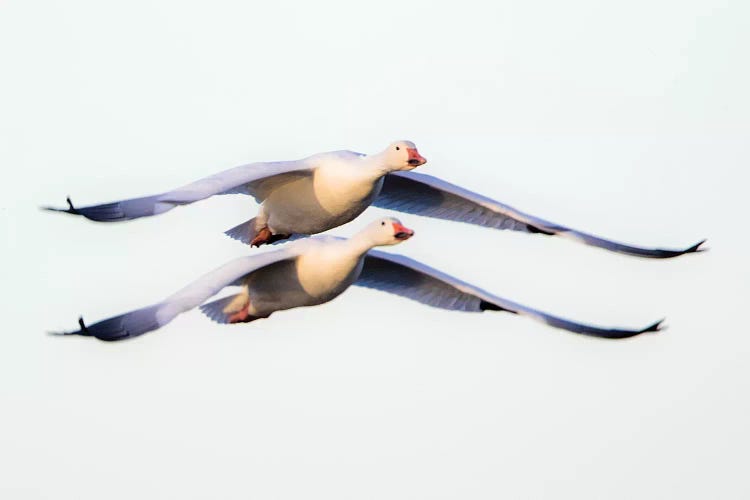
[51, 246, 306, 341]
[373, 171, 705, 258]
[354, 250, 663, 339]
[43, 160, 313, 222]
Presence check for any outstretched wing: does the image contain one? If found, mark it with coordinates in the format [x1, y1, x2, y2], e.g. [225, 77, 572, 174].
[43, 160, 313, 222]
[354, 250, 663, 339]
[373, 171, 705, 259]
[51, 247, 304, 341]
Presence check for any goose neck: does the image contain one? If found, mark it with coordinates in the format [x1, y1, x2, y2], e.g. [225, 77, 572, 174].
[360, 152, 393, 177]
[344, 231, 378, 258]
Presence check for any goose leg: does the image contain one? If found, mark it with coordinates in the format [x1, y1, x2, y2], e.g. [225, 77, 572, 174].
[228, 307, 252, 323]
[250, 227, 272, 247]
[225, 295, 269, 324]
[250, 226, 292, 247]
[228, 306, 268, 324]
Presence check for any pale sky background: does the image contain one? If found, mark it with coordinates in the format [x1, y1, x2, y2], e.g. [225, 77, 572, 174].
[1, 1, 748, 499]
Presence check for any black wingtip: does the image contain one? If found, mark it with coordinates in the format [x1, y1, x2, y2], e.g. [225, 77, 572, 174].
[648, 238, 708, 259]
[47, 316, 91, 337]
[479, 300, 518, 314]
[47, 330, 73, 337]
[641, 318, 666, 333]
[41, 196, 78, 214]
[525, 224, 555, 236]
[40, 205, 65, 213]
[685, 239, 708, 254]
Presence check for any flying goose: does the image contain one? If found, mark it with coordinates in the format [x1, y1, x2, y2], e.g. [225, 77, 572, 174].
[52, 218, 663, 342]
[44, 141, 704, 257]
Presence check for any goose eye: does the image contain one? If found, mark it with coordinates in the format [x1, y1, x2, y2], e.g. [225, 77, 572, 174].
[381, 221, 385, 226]
[395, 146, 400, 151]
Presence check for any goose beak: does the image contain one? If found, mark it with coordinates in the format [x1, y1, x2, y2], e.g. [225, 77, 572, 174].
[392, 222, 415, 240]
[407, 148, 427, 167]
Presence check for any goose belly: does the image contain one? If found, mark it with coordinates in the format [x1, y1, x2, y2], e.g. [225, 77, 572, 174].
[264, 174, 383, 235]
[295, 252, 364, 302]
[246, 254, 363, 316]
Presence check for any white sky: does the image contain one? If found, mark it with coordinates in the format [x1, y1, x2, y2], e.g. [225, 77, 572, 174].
[1, 1, 748, 499]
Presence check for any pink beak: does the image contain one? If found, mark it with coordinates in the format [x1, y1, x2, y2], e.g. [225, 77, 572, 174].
[392, 222, 415, 240]
[406, 148, 427, 167]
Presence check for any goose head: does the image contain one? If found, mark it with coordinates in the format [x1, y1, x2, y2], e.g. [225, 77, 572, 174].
[365, 217, 415, 246]
[380, 140, 427, 171]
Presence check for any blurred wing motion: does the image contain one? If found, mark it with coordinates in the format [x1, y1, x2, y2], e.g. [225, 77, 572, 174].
[50, 248, 302, 341]
[43, 160, 313, 222]
[355, 250, 663, 339]
[373, 171, 705, 259]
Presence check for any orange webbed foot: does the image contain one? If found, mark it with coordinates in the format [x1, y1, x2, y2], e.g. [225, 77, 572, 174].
[250, 227, 292, 247]
[250, 227, 273, 247]
[228, 307, 251, 324]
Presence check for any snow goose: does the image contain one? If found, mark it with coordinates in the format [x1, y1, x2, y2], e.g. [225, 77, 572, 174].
[45, 141, 426, 247]
[52, 218, 663, 342]
[44, 141, 703, 257]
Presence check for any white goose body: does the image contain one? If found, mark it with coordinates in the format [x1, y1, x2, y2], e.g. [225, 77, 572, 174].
[261, 151, 386, 235]
[243, 236, 367, 316]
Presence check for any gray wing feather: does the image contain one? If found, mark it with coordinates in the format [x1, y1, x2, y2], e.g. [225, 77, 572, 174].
[373, 171, 705, 259]
[198, 295, 239, 325]
[355, 250, 663, 339]
[43, 161, 312, 222]
[356, 253, 482, 312]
